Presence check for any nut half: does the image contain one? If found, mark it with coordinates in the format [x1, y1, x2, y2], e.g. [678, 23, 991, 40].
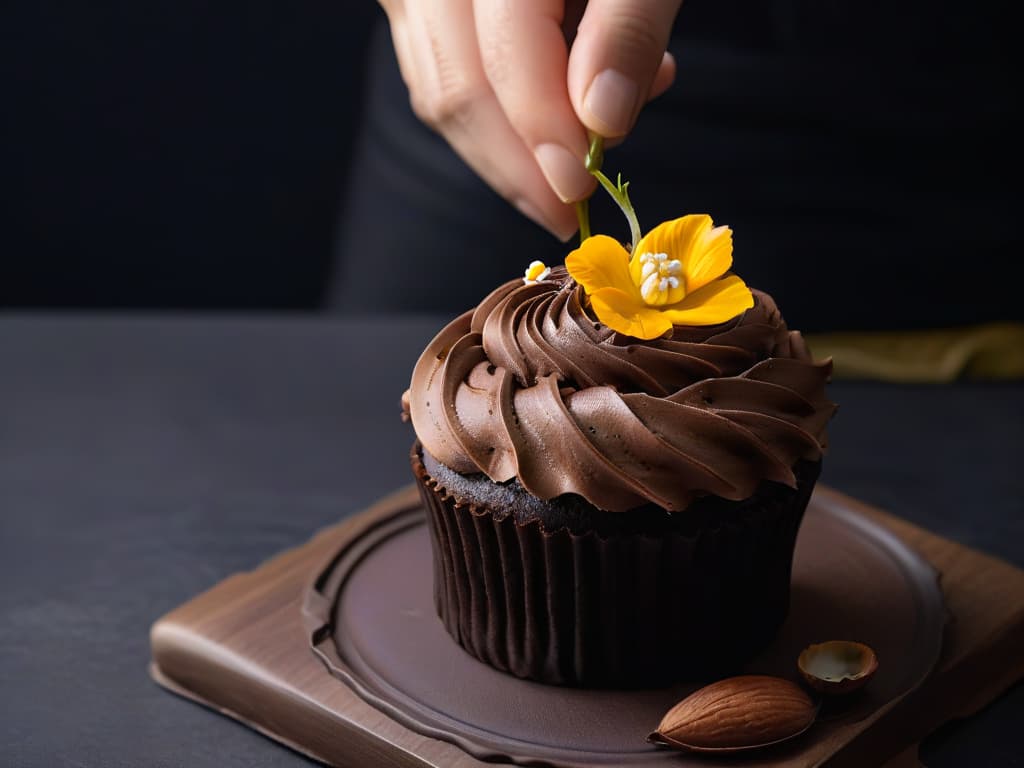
[798, 640, 879, 695]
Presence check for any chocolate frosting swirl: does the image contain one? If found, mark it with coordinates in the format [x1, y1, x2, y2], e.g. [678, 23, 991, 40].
[407, 268, 835, 512]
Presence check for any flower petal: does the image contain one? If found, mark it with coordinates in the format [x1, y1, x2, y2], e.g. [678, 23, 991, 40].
[632, 214, 733, 294]
[590, 286, 674, 339]
[661, 275, 754, 326]
[566, 235, 633, 295]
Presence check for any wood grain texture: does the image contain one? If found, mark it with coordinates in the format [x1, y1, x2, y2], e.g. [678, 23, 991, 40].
[150, 485, 1024, 768]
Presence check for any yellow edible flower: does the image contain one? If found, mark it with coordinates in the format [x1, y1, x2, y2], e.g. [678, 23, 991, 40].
[565, 214, 753, 340]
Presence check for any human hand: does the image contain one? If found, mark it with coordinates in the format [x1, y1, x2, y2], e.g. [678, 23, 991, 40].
[379, 0, 681, 240]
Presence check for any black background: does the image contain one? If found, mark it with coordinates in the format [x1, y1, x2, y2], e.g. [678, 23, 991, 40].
[2, 2, 379, 309]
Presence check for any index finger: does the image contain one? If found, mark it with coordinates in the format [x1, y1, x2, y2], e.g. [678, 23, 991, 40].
[473, 0, 596, 204]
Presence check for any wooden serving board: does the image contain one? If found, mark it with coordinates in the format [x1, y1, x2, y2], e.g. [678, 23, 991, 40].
[150, 486, 1024, 768]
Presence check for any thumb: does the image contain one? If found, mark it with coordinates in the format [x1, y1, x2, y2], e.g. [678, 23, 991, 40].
[567, 0, 682, 138]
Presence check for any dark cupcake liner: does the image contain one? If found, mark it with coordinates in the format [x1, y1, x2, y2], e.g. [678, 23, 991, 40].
[412, 444, 817, 687]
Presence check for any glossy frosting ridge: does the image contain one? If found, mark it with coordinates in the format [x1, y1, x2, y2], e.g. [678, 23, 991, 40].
[408, 268, 835, 512]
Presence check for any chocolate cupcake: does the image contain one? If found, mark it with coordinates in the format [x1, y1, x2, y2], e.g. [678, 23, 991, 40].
[403, 216, 835, 687]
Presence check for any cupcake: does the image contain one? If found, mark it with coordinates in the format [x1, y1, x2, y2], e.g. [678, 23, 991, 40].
[403, 211, 835, 687]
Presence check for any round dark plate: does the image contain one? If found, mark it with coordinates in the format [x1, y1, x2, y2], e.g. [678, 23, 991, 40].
[305, 490, 945, 766]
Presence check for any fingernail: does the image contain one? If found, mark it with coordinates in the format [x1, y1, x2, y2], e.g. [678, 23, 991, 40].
[515, 198, 576, 242]
[583, 69, 639, 137]
[533, 143, 593, 203]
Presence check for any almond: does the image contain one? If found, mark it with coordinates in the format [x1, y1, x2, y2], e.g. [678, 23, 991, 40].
[649, 675, 816, 753]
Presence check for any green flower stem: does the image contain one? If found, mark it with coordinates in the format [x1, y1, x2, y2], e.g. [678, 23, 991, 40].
[585, 131, 604, 173]
[575, 200, 591, 242]
[592, 169, 641, 252]
[574, 132, 605, 245]
[574, 131, 642, 251]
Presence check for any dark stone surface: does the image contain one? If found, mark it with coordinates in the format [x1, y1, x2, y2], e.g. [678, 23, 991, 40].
[0, 315, 1021, 766]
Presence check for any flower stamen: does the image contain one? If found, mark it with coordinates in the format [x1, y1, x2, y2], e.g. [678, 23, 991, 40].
[636, 252, 684, 306]
[523, 260, 551, 284]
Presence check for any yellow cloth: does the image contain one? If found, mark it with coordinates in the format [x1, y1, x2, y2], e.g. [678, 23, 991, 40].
[805, 324, 1024, 382]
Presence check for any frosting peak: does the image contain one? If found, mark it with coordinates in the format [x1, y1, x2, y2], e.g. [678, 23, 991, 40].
[408, 269, 835, 512]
